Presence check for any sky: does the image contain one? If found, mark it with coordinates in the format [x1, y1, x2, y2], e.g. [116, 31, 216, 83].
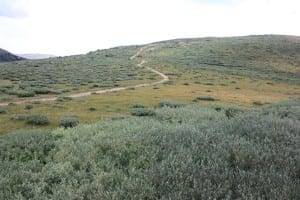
[0, 0, 299, 56]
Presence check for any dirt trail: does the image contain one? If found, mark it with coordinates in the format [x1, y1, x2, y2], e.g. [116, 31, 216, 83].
[0, 45, 169, 106]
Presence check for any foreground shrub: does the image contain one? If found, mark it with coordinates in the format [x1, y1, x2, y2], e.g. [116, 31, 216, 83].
[26, 115, 49, 125]
[0, 130, 56, 163]
[0, 101, 299, 199]
[59, 116, 79, 128]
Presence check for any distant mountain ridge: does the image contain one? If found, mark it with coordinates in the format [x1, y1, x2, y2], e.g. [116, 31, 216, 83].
[0, 48, 25, 62]
[18, 53, 56, 60]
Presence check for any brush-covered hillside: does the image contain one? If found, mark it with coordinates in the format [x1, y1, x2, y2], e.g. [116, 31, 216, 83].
[144, 35, 300, 84]
[0, 35, 299, 135]
[0, 48, 25, 62]
[0, 35, 300, 199]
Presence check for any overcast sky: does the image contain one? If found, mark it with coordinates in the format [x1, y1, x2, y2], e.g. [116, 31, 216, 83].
[0, 0, 299, 56]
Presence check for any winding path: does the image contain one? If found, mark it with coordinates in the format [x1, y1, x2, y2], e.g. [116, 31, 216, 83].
[0, 45, 169, 106]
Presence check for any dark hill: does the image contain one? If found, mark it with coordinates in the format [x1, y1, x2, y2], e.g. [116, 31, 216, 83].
[0, 48, 25, 62]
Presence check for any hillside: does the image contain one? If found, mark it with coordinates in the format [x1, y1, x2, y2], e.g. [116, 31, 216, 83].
[0, 35, 299, 135]
[0, 35, 300, 199]
[145, 35, 300, 84]
[0, 48, 25, 62]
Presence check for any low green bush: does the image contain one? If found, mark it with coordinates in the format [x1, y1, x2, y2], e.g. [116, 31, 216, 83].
[0, 130, 56, 163]
[59, 116, 79, 128]
[0, 107, 6, 114]
[26, 115, 49, 125]
[17, 90, 35, 97]
[158, 100, 185, 108]
[194, 96, 215, 101]
[131, 103, 148, 108]
[10, 114, 28, 121]
[88, 107, 97, 111]
[56, 96, 73, 102]
[252, 100, 264, 106]
[25, 104, 33, 110]
[34, 87, 51, 94]
[131, 108, 156, 116]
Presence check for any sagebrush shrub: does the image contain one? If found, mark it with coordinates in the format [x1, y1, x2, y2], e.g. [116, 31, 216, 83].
[0, 107, 6, 114]
[10, 114, 28, 121]
[131, 108, 156, 116]
[88, 107, 97, 111]
[17, 90, 35, 97]
[26, 115, 49, 125]
[59, 116, 79, 128]
[25, 104, 33, 110]
[158, 100, 185, 108]
[131, 103, 148, 108]
[194, 96, 215, 101]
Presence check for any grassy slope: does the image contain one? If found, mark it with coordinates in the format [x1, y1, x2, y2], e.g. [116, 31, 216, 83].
[0, 35, 299, 135]
[0, 45, 159, 101]
[1, 101, 299, 199]
[146, 35, 299, 83]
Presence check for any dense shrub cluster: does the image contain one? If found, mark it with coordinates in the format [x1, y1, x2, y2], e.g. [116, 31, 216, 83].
[0, 101, 299, 199]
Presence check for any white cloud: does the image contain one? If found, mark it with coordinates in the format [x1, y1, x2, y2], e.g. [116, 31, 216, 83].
[0, 0, 299, 55]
